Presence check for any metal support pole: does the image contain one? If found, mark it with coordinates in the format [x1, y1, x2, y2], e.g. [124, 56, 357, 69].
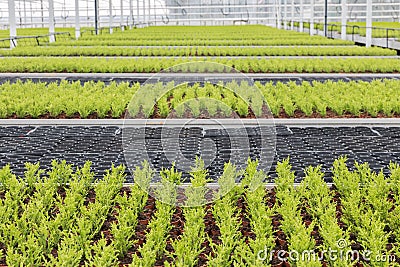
[8, 0, 17, 48]
[23, 0, 27, 27]
[341, 0, 347, 40]
[273, 0, 278, 28]
[30, 1, 33, 26]
[299, 0, 303, 32]
[18, 1, 22, 27]
[324, 0, 328, 37]
[75, 0, 80, 39]
[274, 0, 279, 29]
[386, 28, 389, 48]
[120, 0, 124, 30]
[41, 0, 44, 28]
[277, 0, 281, 29]
[153, 0, 156, 25]
[291, 0, 294, 30]
[284, 0, 287, 29]
[366, 0, 372, 47]
[109, 0, 114, 33]
[148, 0, 150, 24]
[310, 0, 315, 35]
[129, 0, 134, 28]
[95, 0, 99, 34]
[137, 0, 140, 24]
[49, 0, 55, 43]
[143, 0, 146, 24]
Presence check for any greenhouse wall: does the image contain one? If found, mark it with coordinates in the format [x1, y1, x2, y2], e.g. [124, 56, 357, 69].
[0, 0, 399, 29]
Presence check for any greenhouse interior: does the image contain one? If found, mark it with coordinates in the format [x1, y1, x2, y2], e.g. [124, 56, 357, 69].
[0, 0, 399, 266]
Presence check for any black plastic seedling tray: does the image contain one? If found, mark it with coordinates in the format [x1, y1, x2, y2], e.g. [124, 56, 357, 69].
[0, 125, 399, 183]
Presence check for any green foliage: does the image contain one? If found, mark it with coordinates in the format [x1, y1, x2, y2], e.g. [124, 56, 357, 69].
[174, 103, 186, 118]
[332, 158, 397, 267]
[133, 160, 154, 192]
[51, 234, 84, 266]
[207, 187, 243, 266]
[0, 157, 398, 266]
[0, 57, 399, 73]
[46, 25, 353, 47]
[131, 201, 175, 267]
[155, 164, 181, 204]
[111, 184, 148, 258]
[275, 160, 321, 266]
[87, 237, 118, 267]
[1, 79, 400, 119]
[216, 162, 242, 199]
[167, 158, 209, 267]
[234, 160, 274, 266]
[24, 162, 44, 194]
[184, 157, 211, 207]
[356, 210, 391, 267]
[299, 166, 353, 266]
[2, 45, 395, 57]
[241, 158, 259, 188]
[0, 80, 136, 119]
